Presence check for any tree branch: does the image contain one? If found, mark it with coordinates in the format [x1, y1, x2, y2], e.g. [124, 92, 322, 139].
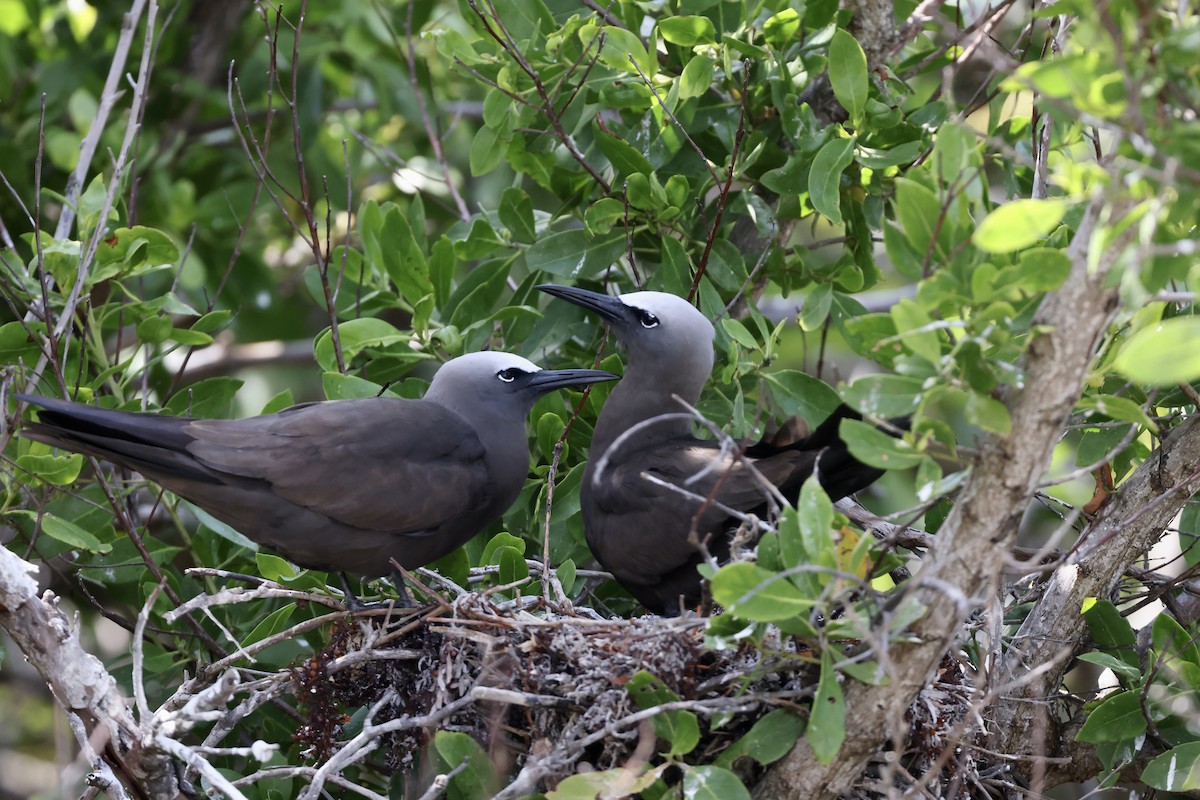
[755, 194, 1134, 798]
[0, 543, 180, 799]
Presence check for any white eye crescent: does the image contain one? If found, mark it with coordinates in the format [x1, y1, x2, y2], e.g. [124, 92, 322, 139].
[497, 368, 519, 383]
[639, 311, 660, 329]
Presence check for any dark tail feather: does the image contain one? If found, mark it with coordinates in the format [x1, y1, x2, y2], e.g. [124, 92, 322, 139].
[16, 394, 218, 484]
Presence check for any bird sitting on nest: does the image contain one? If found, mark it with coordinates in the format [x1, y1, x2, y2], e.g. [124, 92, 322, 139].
[539, 285, 895, 615]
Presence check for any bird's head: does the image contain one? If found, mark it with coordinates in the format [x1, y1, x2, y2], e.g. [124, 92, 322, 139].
[425, 351, 617, 419]
[536, 286, 715, 384]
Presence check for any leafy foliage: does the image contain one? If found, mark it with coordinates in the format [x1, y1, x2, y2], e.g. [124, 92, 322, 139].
[0, 0, 1198, 798]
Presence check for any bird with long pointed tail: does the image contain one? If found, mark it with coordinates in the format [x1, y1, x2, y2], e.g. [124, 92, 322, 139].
[538, 285, 889, 614]
[17, 352, 616, 602]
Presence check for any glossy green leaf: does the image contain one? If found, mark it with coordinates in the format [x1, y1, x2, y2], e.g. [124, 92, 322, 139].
[1114, 317, 1200, 386]
[843, 374, 923, 418]
[828, 29, 868, 121]
[715, 708, 805, 768]
[626, 671, 700, 755]
[973, 199, 1068, 253]
[710, 562, 814, 621]
[680, 765, 751, 800]
[1142, 742, 1200, 791]
[499, 187, 536, 244]
[1076, 690, 1146, 743]
[548, 767, 662, 800]
[36, 511, 111, 554]
[679, 55, 714, 99]
[432, 731, 497, 799]
[16, 452, 84, 485]
[808, 649, 846, 764]
[255, 552, 297, 582]
[840, 419, 926, 469]
[242, 603, 296, 646]
[889, 298, 942, 365]
[526, 230, 625, 277]
[808, 137, 854, 224]
[893, 178, 943, 260]
[658, 16, 715, 45]
[762, 371, 842, 424]
[965, 390, 1012, 435]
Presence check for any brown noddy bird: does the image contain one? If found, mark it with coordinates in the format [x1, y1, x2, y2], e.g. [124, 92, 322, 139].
[538, 285, 887, 614]
[17, 352, 617, 597]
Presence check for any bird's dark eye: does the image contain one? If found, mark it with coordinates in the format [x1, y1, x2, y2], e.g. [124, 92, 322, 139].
[639, 310, 660, 329]
[497, 368, 522, 383]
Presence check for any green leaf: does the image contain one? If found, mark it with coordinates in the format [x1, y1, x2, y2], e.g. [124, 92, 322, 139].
[808, 137, 854, 225]
[525, 230, 625, 278]
[187, 502, 259, 551]
[828, 29, 868, 121]
[313, 317, 410, 373]
[580, 24, 654, 76]
[470, 123, 509, 175]
[482, 531, 527, 565]
[680, 765, 752, 800]
[889, 298, 942, 365]
[679, 55, 714, 100]
[798, 283, 833, 331]
[1114, 317, 1200, 386]
[260, 389, 295, 415]
[16, 452, 84, 485]
[1076, 690, 1146, 743]
[710, 562, 814, 622]
[1142, 742, 1200, 791]
[1016, 248, 1072, 291]
[164, 377, 243, 418]
[1152, 612, 1200, 671]
[973, 199, 1068, 253]
[432, 731, 497, 799]
[498, 187, 536, 244]
[798, 479, 835, 567]
[322, 372, 390, 400]
[721, 318, 759, 350]
[498, 547, 529, 585]
[1076, 652, 1141, 684]
[136, 314, 172, 344]
[584, 198, 626, 235]
[536, 412, 566, 461]
[1076, 394, 1157, 431]
[893, 178, 943, 260]
[965, 391, 1012, 435]
[843, 374, 923, 418]
[715, 708, 805, 768]
[840, 419, 925, 469]
[626, 671, 700, 756]
[547, 767, 662, 800]
[595, 130, 653, 178]
[256, 552, 297, 582]
[557, 558, 576, 595]
[29, 512, 111, 553]
[808, 650, 846, 764]
[763, 8, 800, 45]
[242, 603, 296, 647]
[658, 16, 716, 46]
[1082, 599, 1138, 667]
[762, 371, 842, 424]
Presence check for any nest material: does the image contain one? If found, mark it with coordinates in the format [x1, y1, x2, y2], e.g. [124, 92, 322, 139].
[290, 589, 995, 797]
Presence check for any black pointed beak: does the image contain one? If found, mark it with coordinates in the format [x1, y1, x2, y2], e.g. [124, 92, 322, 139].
[537, 284, 632, 324]
[525, 368, 619, 395]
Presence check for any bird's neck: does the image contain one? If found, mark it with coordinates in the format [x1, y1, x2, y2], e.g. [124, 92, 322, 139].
[430, 396, 531, 484]
[590, 360, 705, 457]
